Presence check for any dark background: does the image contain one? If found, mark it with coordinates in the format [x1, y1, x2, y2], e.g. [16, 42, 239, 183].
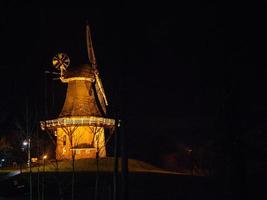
[0, 1, 267, 177]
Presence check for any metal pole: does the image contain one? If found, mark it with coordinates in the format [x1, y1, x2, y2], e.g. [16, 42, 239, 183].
[121, 120, 128, 200]
[44, 71, 48, 118]
[113, 120, 119, 200]
[29, 138, 32, 200]
[94, 144, 99, 200]
[37, 128, 41, 200]
[42, 158, 45, 200]
[26, 98, 32, 200]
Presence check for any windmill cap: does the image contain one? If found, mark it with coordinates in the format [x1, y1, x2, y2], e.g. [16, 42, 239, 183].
[64, 64, 95, 79]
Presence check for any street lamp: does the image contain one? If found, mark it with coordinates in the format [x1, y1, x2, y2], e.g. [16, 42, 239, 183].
[22, 138, 31, 168]
[42, 154, 47, 172]
[23, 138, 32, 200]
[43, 155, 47, 160]
[42, 154, 47, 200]
[0, 159, 5, 167]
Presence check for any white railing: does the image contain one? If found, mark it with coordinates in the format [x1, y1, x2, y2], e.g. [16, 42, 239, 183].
[40, 116, 115, 130]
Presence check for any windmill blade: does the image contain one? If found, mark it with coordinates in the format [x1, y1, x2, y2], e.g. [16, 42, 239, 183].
[92, 79, 107, 115]
[86, 24, 97, 69]
[86, 24, 108, 106]
[95, 72, 108, 106]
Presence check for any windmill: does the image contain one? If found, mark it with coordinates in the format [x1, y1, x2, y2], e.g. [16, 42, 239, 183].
[40, 25, 115, 160]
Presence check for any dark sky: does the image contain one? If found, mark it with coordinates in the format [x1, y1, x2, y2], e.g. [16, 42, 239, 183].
[1, 2, 267, 160]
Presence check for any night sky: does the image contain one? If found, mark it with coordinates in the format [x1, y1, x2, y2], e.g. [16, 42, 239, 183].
[1, 2, 267, 164]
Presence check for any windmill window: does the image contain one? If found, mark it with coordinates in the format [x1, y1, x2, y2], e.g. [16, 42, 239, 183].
[63, 135, 66, 146]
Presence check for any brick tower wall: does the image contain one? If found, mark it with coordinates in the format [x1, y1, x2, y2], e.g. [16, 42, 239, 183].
[56, 126, 106, 160]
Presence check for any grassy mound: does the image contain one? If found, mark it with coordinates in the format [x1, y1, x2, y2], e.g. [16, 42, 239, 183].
[22, 157, 180, 174]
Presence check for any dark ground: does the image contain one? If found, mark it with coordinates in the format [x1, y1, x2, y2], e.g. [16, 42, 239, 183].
[0, 170, 265, 200]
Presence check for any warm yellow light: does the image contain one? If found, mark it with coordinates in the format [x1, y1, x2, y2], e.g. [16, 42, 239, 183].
[43, 155, 48, 160]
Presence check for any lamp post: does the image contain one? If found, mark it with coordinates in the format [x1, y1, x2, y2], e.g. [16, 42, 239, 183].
[23, 139, 31, 168]
[0, 158, 5, 167]
[43, 154, 47, 172]
[23, 138, 32, 200]
[42, 154, 47, 200]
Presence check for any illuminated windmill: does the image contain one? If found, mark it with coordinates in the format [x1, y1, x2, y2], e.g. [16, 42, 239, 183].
[40, 25, 115, 160]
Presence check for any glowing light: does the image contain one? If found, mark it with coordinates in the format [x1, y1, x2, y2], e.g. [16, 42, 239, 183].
[23, 141, 28, 146]
[43, 155, 48, 160]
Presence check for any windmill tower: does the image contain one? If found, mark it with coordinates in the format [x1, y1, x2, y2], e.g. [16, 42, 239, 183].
[40, 25, 115, 160]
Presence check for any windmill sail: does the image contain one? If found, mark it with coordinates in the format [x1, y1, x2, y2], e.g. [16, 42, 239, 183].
[86, 25, 97, 69]
[86, 24, 108, 112]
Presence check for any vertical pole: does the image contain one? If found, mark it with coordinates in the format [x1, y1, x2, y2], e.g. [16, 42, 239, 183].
[42, 158, 45, 200]
[120, 120, 128, 200]
[95, 142, 99, 200]
[37, 153, 41, 200]
[37, 128, 40, 200]
[118, 1, 128, 198]
[29, 138, 32, 200]
[71, 141, 75, 200]
[26, 99, 32, 200]
[113, 120, 119, 200]
[44, 71, 48, 118]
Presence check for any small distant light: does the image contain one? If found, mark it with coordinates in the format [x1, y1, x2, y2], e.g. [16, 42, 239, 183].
[23, 141, 28, 146]
[117, 120, 121, 127]
[43, 155, 48, 160]
[1, 159, 5, 162]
